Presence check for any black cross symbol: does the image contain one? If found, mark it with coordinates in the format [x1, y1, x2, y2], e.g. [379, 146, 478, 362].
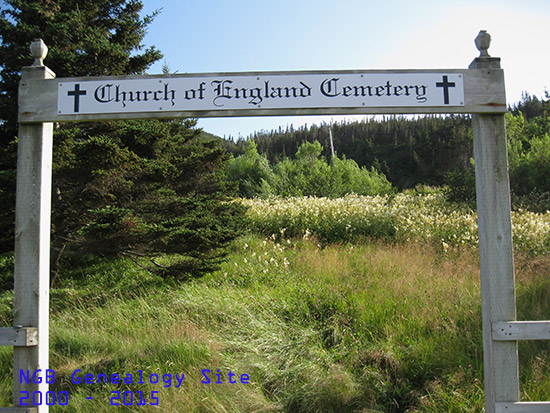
[67, 84, 87, 113]
[436, 75, 455, 105]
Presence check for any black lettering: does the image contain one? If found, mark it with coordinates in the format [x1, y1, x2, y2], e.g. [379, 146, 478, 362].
[415, 85, 427, 103]
[94, 84, 114, 103]
[283, 86, 298, 98]
[353, 85, 373, 97]
[115, 86, 127, 107]
[299, 82, 311, 97]
[249, 87, 262, 105]
[264, 81, 270, 98]
[211, 80, 233, 107]
[163, 83, 176, 106]
[385, 80, 392, 96]
[198, 82, 206, 100]
[185, 89, 197, 100]
[270, 86, 283, 98]
[320, 78, 340, 97]
[234, 87, 247, 100]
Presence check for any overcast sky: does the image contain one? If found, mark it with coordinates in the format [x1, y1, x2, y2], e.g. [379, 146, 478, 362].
[140, 0, 550, 139]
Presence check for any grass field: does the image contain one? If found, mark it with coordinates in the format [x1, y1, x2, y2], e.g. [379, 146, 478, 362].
[0, 194, 549, 412]
[243, 193, 550, 255]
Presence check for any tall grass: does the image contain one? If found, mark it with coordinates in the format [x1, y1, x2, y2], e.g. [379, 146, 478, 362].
[242, 193, 550, 254]
[1, 233, 548, 412]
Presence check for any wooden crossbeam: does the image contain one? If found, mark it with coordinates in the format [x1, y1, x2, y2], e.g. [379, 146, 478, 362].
[0, 327, 38, 347]
[495, 402, 550, 412]
[493, 321, 550, 341]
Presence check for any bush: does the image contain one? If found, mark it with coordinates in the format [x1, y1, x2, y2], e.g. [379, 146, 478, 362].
[443, 165, 476, 205]
[230, 141, 393, 198]
[0, 253, 14, 292]
[225, 141, 276, 198]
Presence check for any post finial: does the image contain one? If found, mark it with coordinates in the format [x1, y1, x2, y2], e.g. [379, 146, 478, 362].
[475, 30, 491, 57]
[30, 38, 48, 67]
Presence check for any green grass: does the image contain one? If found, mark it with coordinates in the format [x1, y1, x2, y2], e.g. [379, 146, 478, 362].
[0, 235, 548, 412]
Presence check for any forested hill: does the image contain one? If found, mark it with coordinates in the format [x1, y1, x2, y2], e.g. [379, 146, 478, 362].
[221, 92, 549, 190]
[224, 115, 473, 189]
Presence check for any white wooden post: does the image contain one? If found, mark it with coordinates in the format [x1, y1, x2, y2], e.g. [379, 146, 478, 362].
[470, 31, 519, 412]
[12, 39, 54, 413]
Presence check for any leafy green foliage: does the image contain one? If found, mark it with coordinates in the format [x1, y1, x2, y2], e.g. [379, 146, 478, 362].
[228, 140, 393, 198]
[225, 141, 276, 198]
[230, 117, 473, 190]
[0, 253, 14, 292]
[506, 93, 550, 198]
[243, 193, 550, 255]
[443, 161, 476, 205]
[3, 234, 548, 410]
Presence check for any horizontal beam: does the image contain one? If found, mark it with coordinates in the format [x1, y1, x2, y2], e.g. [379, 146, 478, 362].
[19, 68, 506, 123]
[495, 402, 550, 412]
[0, 408, 38, 413]
[0, 327, 38, 347]
[493, 321, 550, 341]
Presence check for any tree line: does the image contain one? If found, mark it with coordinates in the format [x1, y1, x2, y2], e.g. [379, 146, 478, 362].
[223, 92, 550, 206]
[223, 115, 473, 190]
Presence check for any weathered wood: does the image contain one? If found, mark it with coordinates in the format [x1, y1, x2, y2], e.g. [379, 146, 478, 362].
[0, 328, 38, 347]
[471, 55, 519, 412]
[12, 63, 55, 413]
[0, 408, 38, 413]
[495, 402, 550, 412]
[493, 321, 550, 341]
[18, 68, 506, 123]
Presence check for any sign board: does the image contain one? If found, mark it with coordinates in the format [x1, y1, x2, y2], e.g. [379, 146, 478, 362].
[19, 69, 505, 123]
[57, 73, 465, 115]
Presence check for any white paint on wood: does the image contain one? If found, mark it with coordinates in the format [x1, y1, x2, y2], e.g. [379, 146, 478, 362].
[56, 72, 465, 114]
[18, 68, 506, 123]
[495, 402, 550, 412]
[0, 328, 38, 347]
[12, 64, 55, 413]
[493, 321, 550, 341]
[471, 55, 519, 413]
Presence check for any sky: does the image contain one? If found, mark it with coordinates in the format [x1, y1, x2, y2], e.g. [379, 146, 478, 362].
[139, 0, 550, 140]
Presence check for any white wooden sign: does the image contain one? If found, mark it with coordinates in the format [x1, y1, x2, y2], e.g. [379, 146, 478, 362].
[19, 68, 503, 123]
[57, 73, 465, 115]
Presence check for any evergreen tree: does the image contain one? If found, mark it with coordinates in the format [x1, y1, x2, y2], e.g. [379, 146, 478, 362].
[0, 0, 246, 280]
[52, 119, 246, 280]
[0, 0, 162, 251]
[0, 0, 163, 138]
